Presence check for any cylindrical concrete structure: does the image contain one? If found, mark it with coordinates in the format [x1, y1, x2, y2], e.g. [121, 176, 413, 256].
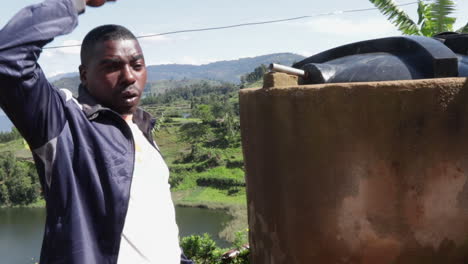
[240, 76, 468, 263]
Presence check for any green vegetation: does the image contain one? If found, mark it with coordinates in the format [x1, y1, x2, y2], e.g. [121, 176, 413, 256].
[369, 0, 467, 36]
[143, 77, 252, 244]
[181, 231, 249, 264]
[0, 152, 40, 207]
[0, 127, 21, 143]
[240, 64, 267, 87]
[144, 79, 225, 97]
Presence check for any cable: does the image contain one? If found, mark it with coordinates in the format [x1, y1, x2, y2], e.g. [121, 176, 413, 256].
[43, 1, 418, 50]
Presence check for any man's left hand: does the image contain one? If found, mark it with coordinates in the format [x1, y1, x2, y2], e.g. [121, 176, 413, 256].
[85, 0, 116, 7]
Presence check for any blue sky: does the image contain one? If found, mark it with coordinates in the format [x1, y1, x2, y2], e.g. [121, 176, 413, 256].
[2, 0, 468, 78]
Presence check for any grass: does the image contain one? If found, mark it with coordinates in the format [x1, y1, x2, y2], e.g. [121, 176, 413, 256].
[243, 79, 263, 89]
[0, 138, 32, 160]
[26, 198, 45, 208]
[197, 167, 244, 180]
[153, 125, 190, 165]
[173, 167, 245, 191]
[170, 117, 200, 124]
[1, 198, 45, 209]
[176, 187, 246, 205]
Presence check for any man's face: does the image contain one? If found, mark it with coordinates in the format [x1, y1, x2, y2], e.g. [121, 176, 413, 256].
[79, 39, 147, 115]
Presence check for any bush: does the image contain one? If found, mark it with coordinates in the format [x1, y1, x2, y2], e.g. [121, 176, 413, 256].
[181, 233, 223, 264]
[178, 145, 223, 165]
[170, 164, 193, 173]
[169, 174, 184, 188]
[227, 187, 244, 196]
[180, 233, 250, 264]
[0, 127, 21, 143]
[225, 159, 244, 169]
[0, 184, 10, 206]
[196, 177, 245, 190]
[0, 153, 40, 206]
[194, 157, 223, 172]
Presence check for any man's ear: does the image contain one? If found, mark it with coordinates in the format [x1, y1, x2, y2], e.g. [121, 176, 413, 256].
[79, 65, 87, 86]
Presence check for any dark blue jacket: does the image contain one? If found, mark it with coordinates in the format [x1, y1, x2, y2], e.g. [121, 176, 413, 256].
[0, 0, 192, 263]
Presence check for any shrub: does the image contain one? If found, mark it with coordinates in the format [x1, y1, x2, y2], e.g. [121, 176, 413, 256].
[169, 164, 193, 173]
[0, 127, 21, 143]
[194, 157, 223, 172]
[0, 184, 10, 206]
[227, 187, 243, 196]
[225, 159, 244, 169]
[196, 177, 245, 190]
[180, 233, 250, 264]
[181, 233, 223, 264]
[169, 174, 184, 188]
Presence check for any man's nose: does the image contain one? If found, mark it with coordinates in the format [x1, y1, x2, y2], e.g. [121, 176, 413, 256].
[121, 65, 136, 84]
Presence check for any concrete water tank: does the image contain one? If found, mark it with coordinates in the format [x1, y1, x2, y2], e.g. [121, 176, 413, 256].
[240, 36, 468, 263]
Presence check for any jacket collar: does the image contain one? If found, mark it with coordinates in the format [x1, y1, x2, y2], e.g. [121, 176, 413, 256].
[77, 84, 104, 118]
[77, 84, 156, 137]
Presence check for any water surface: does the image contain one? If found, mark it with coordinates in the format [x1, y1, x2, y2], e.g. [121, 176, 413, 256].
[0, 206, 231, 264]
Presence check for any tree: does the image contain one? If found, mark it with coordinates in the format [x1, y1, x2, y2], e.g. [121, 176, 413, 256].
[0, 184, 9, 205]
[0, 153, 40, 206]
[179, 122, 212, 146]
[240, 64, 268, 86]
[192, 104, 215, 123]
[369, 0, 468, 36]
[213, 112, 241, 148]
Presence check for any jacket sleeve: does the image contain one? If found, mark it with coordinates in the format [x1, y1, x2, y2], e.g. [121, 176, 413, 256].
[0, 0, 80, 149]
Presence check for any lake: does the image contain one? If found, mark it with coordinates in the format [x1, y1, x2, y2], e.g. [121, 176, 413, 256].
[0, 206, 231, 264]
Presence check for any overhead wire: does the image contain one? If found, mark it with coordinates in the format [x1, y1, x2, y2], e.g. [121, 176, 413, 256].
[43, 1, 419, 50]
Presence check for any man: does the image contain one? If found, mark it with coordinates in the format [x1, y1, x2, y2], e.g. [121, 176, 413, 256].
[0, 0, 192, 263]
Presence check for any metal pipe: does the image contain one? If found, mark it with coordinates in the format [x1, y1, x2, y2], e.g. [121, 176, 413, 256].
[269, 63, 305, 77]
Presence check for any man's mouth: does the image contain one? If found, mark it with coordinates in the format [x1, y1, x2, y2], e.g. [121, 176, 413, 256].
[121, 90, 139, 104]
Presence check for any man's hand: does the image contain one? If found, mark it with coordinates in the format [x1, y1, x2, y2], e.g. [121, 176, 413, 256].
[85, 0, 116, 7]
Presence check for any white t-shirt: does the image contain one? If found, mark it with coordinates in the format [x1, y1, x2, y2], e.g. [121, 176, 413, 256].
[117, 121, 181, 264]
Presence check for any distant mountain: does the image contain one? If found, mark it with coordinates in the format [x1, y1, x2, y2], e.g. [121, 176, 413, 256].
[146, 53, 304, 83]
[52, 76, 81, 96]
[51, 53, 305, 92]
[48, 72, 79, 82]
[144, 79, 225, 96]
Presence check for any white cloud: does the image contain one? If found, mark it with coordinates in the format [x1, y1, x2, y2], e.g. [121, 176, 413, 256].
[300, 17, 399, 37]
[296, 50, 314, 57]
[42, 39, 81, 59]
[147, 56, 218, 66]
[179, 56, 216, 65]
[55, 40, 81, 55]
[138, 34, 173, 45]
[46, 70, 65, 78]
[41, 49, 54, 58]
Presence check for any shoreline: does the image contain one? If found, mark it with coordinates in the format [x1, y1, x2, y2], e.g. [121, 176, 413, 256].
[0, 199, 45, 209]
[174, 201, 247, 244]
[2, 195, 248, 244]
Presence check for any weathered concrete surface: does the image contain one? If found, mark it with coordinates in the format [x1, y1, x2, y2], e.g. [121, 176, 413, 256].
[263, 72, 299, 88]
[240, 77, 468, 263]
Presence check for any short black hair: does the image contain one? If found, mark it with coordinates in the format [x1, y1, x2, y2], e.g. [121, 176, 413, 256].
[80, 24, 138, 66]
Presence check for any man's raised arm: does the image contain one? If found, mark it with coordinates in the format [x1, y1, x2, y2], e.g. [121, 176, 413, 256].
[0, 0, 113, 149]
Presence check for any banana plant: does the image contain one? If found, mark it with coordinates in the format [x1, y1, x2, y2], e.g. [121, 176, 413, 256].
[368, 0, 467, 36]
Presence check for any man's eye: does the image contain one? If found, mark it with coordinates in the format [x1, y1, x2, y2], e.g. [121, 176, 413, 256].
[133, 64, 143, 71]
[104, 63, 120, 72]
